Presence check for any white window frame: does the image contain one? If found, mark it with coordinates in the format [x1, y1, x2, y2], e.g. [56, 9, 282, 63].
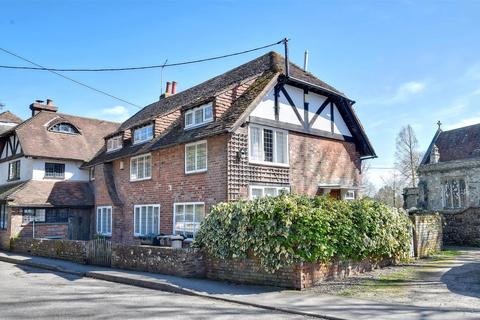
[133, 124, 154, 145]
[106, 135, 123, 152]
[96, 206, 112, 236]
[185, 140, 208, 174]
[173, 202, 205, 239]
[130, 153, 152, 181]
[344, 190, 356, 200]
[248, 125, 289, 167]
[249, 185, 290, 200]
[184, 103, 213, 130]
[133, 204, 160, 237]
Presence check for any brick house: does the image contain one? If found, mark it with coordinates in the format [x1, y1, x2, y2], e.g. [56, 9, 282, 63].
[0, 100, 118, 249]
[85, 51, 376, 244]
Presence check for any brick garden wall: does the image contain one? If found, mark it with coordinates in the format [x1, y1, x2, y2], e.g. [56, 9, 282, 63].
[410, 213, 443, 257]
[206, 256, 393, 290]
[443, 207, 480, 246]
[10, 238, 87, 264]
[111, 244, 205, 278]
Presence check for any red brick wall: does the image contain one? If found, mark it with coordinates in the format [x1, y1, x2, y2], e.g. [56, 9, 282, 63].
[93, 134, 229, 244]
[289, 132, 361, 195]
[227, 126, 361, 200]
[7, 207, 69, 240]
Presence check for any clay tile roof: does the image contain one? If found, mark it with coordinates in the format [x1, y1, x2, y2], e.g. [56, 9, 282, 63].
[435, 123, 480, 162]
[0, 111, 22, 124]
[86, 51, 375, 167]
[4, 180, 94, 207]
[6, 111, 120, 162]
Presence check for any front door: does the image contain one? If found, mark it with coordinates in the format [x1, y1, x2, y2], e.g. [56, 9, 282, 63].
[329, 189, 341, 200]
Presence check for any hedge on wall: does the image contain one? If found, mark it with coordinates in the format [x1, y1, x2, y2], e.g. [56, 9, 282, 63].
[194, 195, 412, 272]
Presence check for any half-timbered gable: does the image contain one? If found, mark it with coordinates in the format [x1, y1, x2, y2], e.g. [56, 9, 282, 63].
[0, 133, 22, 160]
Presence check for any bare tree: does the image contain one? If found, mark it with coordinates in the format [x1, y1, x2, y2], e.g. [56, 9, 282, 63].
[395, 125, 421, 188]
[374, 170, 404, 208]
[360, 160, 376, 198]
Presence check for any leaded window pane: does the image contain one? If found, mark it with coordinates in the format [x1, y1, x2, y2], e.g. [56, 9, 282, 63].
[263, 129, 273, 162]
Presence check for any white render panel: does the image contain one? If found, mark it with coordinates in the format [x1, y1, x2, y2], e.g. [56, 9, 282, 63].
[0, 157, 34, 184]
[250, 89, 276, 120]
[249, 83, 353, 137]
[333, 104, 352, 137]
[31, 159, 89, 181]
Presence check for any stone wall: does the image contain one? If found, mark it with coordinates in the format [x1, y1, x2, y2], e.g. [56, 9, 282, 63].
[410, 213, 443, 257]
[418, 159, 480, 212]
[206, 256, 393, 290]
[10, 238, 87, 264]
[443, 207, 480, 246]
[111, 244, 206, 278]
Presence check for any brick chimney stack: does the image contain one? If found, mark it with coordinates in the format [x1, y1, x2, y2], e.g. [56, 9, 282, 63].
[30, 98, 58, 117]
[160, 81, 177, 100]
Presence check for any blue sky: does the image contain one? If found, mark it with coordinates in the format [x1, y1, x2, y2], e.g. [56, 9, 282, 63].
[1, 1, 480, 188]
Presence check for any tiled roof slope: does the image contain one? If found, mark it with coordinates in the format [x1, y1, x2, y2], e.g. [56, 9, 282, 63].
[117, 51, 344, 133]
[1, 180, 94, 207]
[0, 111, 22, 124]
[86, 51, 374, 167]
[3, 112, 119, 162]
[422, 123, 480, 163]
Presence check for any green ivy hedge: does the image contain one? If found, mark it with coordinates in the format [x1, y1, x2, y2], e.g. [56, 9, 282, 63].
[194, 195, 412, 272]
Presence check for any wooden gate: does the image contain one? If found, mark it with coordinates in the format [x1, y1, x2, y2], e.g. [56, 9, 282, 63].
[86, 239, 112, 266]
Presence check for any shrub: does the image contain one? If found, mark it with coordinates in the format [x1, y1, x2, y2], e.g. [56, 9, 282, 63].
[194, 195, 412, 272]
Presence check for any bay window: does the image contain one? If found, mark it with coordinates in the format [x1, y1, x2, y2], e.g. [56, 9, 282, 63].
[249, 125, 288, 166]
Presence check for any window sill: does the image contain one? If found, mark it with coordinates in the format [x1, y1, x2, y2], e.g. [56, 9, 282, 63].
[184, 120, 213, 131]
[132, 139, 153, 146]
[248, 160, 290, 168]
[130, 177, 152, 182]
[7, 178, 21, 182]
[185, 169, 207, 175]
[106, 148, 122, 153]
[21, 222, 68, 226]
[44, 176, 65, 180]
[96, 234, 112, 238]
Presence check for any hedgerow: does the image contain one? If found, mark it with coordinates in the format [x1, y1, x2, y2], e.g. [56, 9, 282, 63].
[194, 195, 411, 272]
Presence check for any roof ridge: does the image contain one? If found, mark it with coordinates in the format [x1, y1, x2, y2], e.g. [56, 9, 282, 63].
[442, 122, 480, 133]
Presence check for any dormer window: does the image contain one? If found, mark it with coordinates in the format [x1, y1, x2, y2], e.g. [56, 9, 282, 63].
[107, 135, 123, 152]
[133, 124, 153, 144]
[185, 103, 213, 130]
[49, 122, 79, 134]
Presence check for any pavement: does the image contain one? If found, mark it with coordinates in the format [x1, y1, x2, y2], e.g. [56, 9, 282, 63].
[1, 250, 479, 320]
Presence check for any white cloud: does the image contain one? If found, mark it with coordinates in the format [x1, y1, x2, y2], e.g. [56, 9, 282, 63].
[444, 116, 480, 130]
[366, 81, 426, 105]
[97, 105, 130, 122]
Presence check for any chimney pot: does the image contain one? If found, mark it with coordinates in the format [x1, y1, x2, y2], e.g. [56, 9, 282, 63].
[171, 81, 177, 94]
[46, 99, 54, 106]
[165, 82, 172, 94]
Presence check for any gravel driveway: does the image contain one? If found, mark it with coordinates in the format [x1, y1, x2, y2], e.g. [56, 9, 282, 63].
[308, 247, 480, 311]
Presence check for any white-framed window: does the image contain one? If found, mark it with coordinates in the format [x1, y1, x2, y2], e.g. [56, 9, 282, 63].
[344, 190, 356, 200]
[8, 160, 20, 181]
[133, 124, 153, 144]
[174, 202, 205, 238]
[185, 140, 207, 174]
[249, 125, 288, 166]
[249, 185, 290, 199]
[96, 206, 112, 236]
[130, 153, 152, 181]
[185, 103, 213, 129]
[134, 204, 160, 237]
[49, 122, 80, 134]
[107, 135, 123, 152]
